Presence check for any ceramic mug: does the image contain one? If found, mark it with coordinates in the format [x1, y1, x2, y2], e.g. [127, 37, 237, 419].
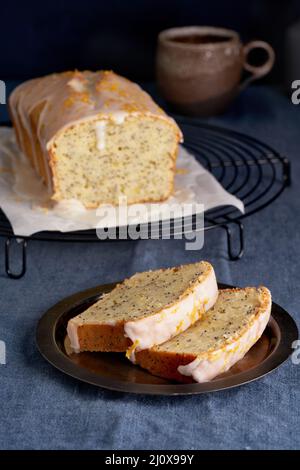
[156, 26, 275, 116]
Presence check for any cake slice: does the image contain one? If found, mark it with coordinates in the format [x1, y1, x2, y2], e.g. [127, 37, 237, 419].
[67, 261, 218, 358]
[135, 287, 272, 383]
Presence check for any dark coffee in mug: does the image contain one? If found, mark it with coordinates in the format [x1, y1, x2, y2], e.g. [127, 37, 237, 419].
[171, 34, 230, 45]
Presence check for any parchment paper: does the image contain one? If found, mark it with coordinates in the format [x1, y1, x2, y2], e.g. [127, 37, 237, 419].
[0, 127, 244, 236]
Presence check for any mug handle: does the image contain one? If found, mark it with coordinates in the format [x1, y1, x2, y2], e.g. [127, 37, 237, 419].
[240, 40, 275, 90]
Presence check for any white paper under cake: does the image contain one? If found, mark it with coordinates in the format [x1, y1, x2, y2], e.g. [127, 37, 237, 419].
[0, 127, 244, 236]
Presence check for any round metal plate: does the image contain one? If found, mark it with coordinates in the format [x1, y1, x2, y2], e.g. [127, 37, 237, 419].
[36, 283, 298, 395]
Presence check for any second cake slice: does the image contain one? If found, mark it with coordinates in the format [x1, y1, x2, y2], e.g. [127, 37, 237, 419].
[135, 286, 272, 383]
[67, 261, 218, 358]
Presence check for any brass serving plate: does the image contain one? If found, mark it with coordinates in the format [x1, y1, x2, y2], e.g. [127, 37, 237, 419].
[36, 282, 298, 395]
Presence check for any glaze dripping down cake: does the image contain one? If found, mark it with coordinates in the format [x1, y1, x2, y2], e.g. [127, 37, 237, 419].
[9, 70, 182, 208]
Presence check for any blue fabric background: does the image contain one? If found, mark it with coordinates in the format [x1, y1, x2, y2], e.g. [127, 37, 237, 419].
[0, 86, 299, 450]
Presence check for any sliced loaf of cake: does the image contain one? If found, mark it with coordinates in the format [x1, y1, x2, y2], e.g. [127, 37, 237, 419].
[135, 287, 272, 383]
[67, 261, 218, 358]
[9, 70, 182, 207]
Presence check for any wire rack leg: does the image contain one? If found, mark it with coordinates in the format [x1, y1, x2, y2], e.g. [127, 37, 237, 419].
[283, 157, 291, 187]
[221, 221, 244, 260]
[5, 238, 27, 279]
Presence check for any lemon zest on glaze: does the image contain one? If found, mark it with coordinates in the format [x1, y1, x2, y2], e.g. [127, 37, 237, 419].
[126, 340, 140, 360]
[176, 320, 184, 333]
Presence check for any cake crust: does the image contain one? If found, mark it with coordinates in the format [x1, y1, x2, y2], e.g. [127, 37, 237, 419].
[77, 322, 131, 352]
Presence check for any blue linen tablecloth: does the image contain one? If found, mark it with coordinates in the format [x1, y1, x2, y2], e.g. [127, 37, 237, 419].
[0, 85, 299, 450]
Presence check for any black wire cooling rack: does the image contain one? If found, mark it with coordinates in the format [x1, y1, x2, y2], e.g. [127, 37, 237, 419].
[0, 118, 291, 278]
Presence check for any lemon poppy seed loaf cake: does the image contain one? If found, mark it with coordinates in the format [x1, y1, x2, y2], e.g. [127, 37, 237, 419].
[9, 70, 182, 207]
[135, 286, 272, 383]
[67, 261, 218, 358]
